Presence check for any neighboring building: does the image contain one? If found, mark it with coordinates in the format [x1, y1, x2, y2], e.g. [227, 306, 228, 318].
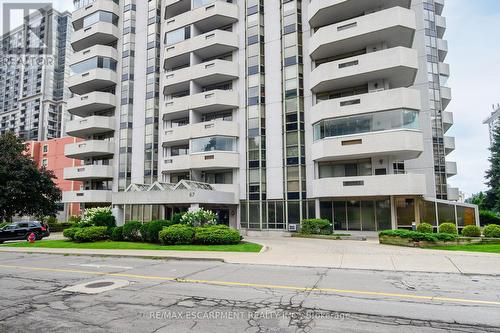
[0, 7, 72, 141]
[484, 104, 499, 146]
[26, 137, 83, 220]
[64, 0, 478, 230]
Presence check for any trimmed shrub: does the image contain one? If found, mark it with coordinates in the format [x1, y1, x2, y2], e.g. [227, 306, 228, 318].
[63, 227, 80, 241]
[123, 221, 143, 242]
[194, 225, 241, 245]
[141, 220, 174, 243]
[301, 219, 332, 235]
[81, 207, 116, 228]
[438, 223, 457, 235]
[159, 224, 195, 245]
[74, 226, 109, 243]
[181, 209, 217, 227]
[379, 229, 458, 242]
[416, 222, 434, 234]
[171, 213, 184, 225]
[68, 215, 82, 224]
[483, 224, 500, 238]
[110, 226, 124, 241]
[480, 210, 500, 226]
[461, 225, 481, 237]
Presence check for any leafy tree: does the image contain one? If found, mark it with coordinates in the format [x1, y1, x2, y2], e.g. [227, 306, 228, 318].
[465, 192, 490, 211]
[0, 132, 61, 222]
[485, 124, 500, 212]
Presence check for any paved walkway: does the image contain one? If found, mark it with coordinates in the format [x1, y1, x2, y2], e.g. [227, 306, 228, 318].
[1, 236, 499, 275]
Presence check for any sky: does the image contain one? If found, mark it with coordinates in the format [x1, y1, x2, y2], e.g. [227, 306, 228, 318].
[3, 0, 500, 198]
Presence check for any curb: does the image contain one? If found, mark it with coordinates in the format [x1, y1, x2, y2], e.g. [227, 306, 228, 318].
[0, 248, 227, 262]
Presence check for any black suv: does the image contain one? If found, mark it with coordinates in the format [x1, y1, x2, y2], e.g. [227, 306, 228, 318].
[0, 221, 50, 243]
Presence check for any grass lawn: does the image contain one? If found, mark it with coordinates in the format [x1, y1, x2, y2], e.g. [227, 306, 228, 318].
[1, 240, 263, 253]
[427, 244, 500, 254]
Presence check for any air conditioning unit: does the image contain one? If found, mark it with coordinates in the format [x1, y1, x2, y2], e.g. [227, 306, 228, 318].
[288, 224, 298, 232]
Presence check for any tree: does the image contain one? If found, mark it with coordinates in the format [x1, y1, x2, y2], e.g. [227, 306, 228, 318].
[465, 192, 490, 211]
[0, 132, 62, 222]
[485, 124, 500, 212]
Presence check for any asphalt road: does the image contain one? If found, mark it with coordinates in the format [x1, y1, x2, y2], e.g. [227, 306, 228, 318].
[1, 253, 500, 332]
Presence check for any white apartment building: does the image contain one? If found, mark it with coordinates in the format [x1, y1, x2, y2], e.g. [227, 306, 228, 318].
[484, 104, 499, 146]
[63, 0, 478, 231]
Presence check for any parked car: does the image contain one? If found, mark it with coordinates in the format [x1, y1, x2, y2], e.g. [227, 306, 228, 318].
[0, 221, 50, 243]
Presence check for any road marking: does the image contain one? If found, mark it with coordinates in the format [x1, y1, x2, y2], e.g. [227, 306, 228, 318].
[0, 264, 499, 306]
[68, 264, 134, 270]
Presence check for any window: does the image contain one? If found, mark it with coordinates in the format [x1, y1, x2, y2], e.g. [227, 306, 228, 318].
[191, 136, 236, 153]
[318, 159, 372, 179]
[42, 158, 48, 168]
[42, 144, 48, 153]
[313, 109, 419, 140]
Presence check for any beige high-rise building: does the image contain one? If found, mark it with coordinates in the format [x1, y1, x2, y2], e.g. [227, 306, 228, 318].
[63, 0, 478, 231]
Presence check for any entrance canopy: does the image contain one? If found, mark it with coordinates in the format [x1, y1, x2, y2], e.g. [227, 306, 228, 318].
[112, 180, 236, 205]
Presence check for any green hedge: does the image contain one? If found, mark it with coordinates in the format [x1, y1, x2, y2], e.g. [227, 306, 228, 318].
[123, 221, 143, 242]
[47, 222, 74, 232]
[63, 227, 80, 241]
[301, 219, 332, 235]
[159, 224, 195, 245]
[110, 226, 124, 241]
[438, 223, 457, 235]
[379, 229, 458, 242]
[416, 223, 434, 234]
[480, 210, 500, 226]
[194, 225, 241, 245]
[483, 224, 500, 238]
[461, 225, 481, 237]
[73, 226, 109, 243]
[140, 220, 174, 243]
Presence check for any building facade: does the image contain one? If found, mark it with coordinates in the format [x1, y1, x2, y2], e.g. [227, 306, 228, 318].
[484, 104, 499, 146]
[0, 7, 72, 141]
[26, 138, 83, 220]
[64, 0, 478, 230]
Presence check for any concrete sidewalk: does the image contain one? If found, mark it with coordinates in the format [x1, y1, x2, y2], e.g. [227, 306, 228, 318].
[1, 236, 499, 275]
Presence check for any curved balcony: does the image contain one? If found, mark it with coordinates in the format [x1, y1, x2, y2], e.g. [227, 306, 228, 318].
[163, 90, 238, 117]
[311, 129, 424, 162]
[441, 86, 451, 110]
[447, 186, 459, 201]
[164, 60, 238, 95]
[67, 92, 116, 117]
[435, 0, 445, 16]
[68, 68, 118, 96]
[308, 0, 412, 28]
[66, 116, 116, 138]
[162, 152, 239, 172]
[163, 120, 239, 146]
[437, 38, 448, 62]
[164, 1, 238, 33]
[63, 190, 112, 204]
[442, 111, 453, 133]
[435, 15, 446, 38]
[165, 30, 238, 64]
[439, 62, 450, 77]
[310, 7, 416, 60]
[64, 165, 114, 181]
[65, 140, 114, 160]
[444, 136, 455, 155]
[71, 45, 118, 65]
[71, 22, 119, 52]
[310, 88, 420, 124]
[72, 0, 120, 23]
[311, 47, 418, 93]
[311, 173, 426, 198]
[446, 161, 457, 178]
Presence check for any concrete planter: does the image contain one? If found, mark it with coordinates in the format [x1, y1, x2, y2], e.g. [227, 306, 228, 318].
[292, 233, 366, 241]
